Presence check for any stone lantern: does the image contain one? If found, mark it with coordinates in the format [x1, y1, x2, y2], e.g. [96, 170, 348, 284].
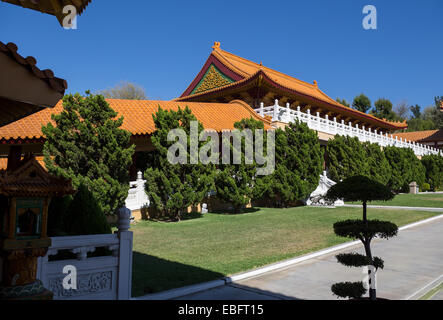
[409, 182, 418, 195]
[0, 155, 74, 299]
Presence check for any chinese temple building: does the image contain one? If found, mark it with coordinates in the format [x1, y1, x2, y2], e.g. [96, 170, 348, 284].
[1, 42, 441, 179]
[0, 40, 73, 299]
[0, 99, 271, 179]
[0, 41, 67, 127]
[178, 42, 408, 133]
[395, 130, 443, 151]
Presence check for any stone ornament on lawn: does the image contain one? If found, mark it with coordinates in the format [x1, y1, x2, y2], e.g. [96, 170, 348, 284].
[306, 171, 344, 207]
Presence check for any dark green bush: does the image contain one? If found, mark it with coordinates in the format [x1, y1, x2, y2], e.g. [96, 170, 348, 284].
[336, 253, 384, 270]
[421, 155, 443, 191]
[325, 175, 394, 203]
[362, 142, 392, 186]
[421, 183, 431, 192]
[327, 135, 368, 182]
[384, 146, 425, 193]
[331, 282, 367, 299]
[333, 219, 398, 240]
[253, 120, 323, 207]
[62, 184, 112, 235]
[47, 195, 73, 236]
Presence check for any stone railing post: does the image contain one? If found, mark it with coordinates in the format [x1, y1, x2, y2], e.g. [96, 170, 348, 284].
[117, 207, 133, 300]
[273, 99, 279, 121]
[333, 117, 337, 134]
[136, 171, 145, 207]
[306, 109, 311, 127]
[286, 102, 291, 122]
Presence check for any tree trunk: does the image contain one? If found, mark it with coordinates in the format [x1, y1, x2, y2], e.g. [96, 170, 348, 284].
[363, 239, 377, 300]
[362, 203, 376, 299]
[363, 201, 367, 223]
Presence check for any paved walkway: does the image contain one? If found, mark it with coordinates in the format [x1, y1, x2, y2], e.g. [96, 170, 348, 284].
[343, 204, 443, 212]
[179, 216, 443, 300]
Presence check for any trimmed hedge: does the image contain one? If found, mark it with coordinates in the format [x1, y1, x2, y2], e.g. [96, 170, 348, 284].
[327, 135, 429, 193]
[421, 155, 443, 191]
[384, 146, 425, 193]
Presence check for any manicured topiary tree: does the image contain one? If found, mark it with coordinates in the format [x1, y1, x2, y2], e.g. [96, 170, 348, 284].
[325, 176, 398, 300]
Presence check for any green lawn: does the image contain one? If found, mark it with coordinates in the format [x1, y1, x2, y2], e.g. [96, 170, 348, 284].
[419, 283, 443, 300]
[131, 206, 440, 297]
[347, 193, 443, 208]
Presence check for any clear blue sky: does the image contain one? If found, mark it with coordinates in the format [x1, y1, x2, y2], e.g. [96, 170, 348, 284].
[1, 0, 442, 111]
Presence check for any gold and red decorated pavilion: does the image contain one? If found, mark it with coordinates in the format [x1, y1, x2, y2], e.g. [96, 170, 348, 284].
[177, 42, 407, 133]
[0, 39, 73, 299]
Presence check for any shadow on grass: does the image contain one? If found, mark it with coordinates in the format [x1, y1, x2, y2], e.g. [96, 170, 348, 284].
[181, 212, 203, 220]
[209, 207, 261, 215]
[132, 252, 301, 300]
[132, 251, 224, 297]
[144, 211, 203, 222]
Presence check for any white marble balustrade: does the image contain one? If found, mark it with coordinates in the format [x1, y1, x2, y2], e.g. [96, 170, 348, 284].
[256, 100, 441, 157]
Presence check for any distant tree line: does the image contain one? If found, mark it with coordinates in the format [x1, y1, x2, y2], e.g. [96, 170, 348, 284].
[327, 135, 443, 193]
[336, 95, 443, 132]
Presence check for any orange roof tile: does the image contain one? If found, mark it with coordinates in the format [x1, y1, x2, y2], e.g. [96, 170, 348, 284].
[0, 99, 271, 143]
[0, 155, 74, 197]
[178, 42, 407, 130]
[0, 156, 46, 173]
[393, 130, 443, 142]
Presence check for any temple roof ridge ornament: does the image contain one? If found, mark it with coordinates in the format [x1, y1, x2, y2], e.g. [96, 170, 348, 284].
[212, 41, 221, 51]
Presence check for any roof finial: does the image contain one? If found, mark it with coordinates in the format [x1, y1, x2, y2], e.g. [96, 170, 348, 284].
[313, 80, 318, 87]
[212, 41, 221, 50]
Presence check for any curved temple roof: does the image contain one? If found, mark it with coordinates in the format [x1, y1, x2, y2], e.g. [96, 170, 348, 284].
[1, 0, 92, 25]
[0, 41, 67, 127]
[178, 42, 408, 132]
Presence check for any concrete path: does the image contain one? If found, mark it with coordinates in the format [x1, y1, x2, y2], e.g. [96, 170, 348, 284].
[342, 204, 443, 212]
[179, 217, 443, 300]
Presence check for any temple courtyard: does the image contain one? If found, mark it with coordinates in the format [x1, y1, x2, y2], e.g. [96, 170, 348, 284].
[177, 214, 443, 300]
[130, 200, 443, 298]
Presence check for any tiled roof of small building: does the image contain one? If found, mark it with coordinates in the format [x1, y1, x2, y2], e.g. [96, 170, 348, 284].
[0, 155, 74, 197]
[0, 99, 271, 143]
[394, 130, 443, 142]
